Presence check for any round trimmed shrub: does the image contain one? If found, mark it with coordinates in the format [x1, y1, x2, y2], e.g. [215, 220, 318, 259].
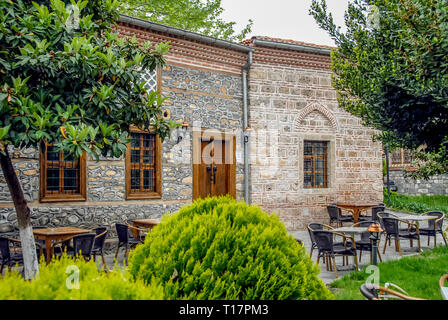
[128, 196, 333, 300]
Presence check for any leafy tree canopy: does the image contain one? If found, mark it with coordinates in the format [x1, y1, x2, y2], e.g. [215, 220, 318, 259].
[0, 0, 174, 161]
[118, 0, 253, 42]
[310, 0, 448, 178]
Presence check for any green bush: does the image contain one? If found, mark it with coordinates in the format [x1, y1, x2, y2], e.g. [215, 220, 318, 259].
[0, 254, 163, 300]
[128, 196, 333, 300]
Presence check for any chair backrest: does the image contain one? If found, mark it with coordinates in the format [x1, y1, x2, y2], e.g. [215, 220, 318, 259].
[307, 223, 323, 245]
[377, 211, 389, 229]
[360, 284, 379, 300]
[327, 205, 340, 220]
[312, 230, 334, 253]
[371, 206, 385, 221]
[424, 211, 445, 231]
[381, 217, 399, 236]
[115, 223, 129, 243]
[358, 221, 375, 241]
[0, 237, 10, 261]
[93, 227, 108, 250]
[72, 233, 96, 258]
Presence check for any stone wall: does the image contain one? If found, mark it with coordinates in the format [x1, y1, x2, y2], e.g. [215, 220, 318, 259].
[0, 63, 246, 236]
[389, 170, 448, 196]
[248, 55, 383, 231]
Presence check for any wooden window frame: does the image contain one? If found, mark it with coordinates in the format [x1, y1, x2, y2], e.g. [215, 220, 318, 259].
[303, 141, 328, 189]
[125, 126, 162, 200]
[40, 143, 87, 203]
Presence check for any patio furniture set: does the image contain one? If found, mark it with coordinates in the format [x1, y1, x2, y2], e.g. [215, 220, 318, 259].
[0, 219, 159, 274]
[307, 202, 447, 277]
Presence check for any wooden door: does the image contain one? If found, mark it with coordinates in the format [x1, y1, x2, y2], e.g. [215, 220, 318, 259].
[193, 133, 236, 200]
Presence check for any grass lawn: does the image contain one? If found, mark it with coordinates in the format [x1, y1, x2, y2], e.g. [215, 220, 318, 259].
[385, 190, 448, 215]
[330, 246, 448, 300]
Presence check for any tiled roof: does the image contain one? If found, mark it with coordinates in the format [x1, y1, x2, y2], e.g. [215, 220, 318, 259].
[242, 36, 336, 51]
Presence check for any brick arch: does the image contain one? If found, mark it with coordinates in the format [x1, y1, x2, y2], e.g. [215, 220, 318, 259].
[293, 103, 338, 131]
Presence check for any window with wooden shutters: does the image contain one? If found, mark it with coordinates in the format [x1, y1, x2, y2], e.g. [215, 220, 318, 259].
[303, 141, 328, 188]
[126, 129, 162, 199]
[40, 143, 86, 202]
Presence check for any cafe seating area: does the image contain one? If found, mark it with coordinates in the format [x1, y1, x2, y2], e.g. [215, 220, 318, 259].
[0, 218, 161, 276]
[295, 203, 448, 282]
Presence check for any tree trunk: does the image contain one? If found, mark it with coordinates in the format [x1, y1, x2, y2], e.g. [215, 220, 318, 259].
[0, 147, 39, 279]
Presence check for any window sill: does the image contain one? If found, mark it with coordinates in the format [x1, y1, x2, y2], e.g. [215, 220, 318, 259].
[126, 193, 162, 200]
[40, 195, 87, 203]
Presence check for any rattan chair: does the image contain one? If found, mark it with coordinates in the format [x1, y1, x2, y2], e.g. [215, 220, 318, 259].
[327, 204, 354, 227]
[91, 227, 108, 270]
[0, 237, 24, 274]
[352, 220, 383, 264]
[65, 233, 96, 260]
[440, 273, 448, 300]
[360, 283, 424, 300]
[380, 216, 420, 255]
[418, 211, 447, 247]
[312, 230, 358, 277]
[114, 223, 146, 264]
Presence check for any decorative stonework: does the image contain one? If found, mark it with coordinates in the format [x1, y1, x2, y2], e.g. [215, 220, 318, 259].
[294, 102, 338, 132]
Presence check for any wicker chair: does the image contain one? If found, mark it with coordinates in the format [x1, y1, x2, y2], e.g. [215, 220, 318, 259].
[352, 220, 383, 264]
[360, 283, 424, 300]
[380, 216, 420, 255]
[114, 223, 147, 264]
[91, 227, 108, 270]
[327, 205, 354, 227]
[65, 233, 96, 260]
[418, 211, 447, 247]
[312, 230, 358, 277]
[0, 237, 24, 274]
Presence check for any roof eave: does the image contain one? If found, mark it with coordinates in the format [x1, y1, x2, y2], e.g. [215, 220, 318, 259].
[118, 14, 253, 53]
[252, 38, 332, 55]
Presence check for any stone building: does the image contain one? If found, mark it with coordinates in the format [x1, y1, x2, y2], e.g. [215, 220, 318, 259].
[0, 17, 384, 233]
[244, 37, 383, 230]
[388, 149, 448, 195]
[0, 15, 251, 231]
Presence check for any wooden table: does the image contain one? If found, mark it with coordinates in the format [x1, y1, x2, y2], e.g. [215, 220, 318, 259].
[33, 227, 92, 263]
[131, 219, 160, 238]
[337, 202, 378, 223]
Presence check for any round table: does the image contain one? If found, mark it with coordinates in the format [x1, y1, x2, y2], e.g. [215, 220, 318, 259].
[337, 203, 378, 223]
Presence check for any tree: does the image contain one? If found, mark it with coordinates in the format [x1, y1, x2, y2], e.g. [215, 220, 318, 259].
[310, 0, 448, 178]
[117, 0, 253, 42]
[0, 0, 173, 279]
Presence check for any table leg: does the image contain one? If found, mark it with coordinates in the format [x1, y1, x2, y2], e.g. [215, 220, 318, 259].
[353, 209, 360, 223]
[45, 239, 52, 264]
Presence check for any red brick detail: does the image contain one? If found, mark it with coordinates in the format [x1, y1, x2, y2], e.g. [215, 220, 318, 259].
[294, 103, 338, 131]
[116, 24, 247, 75]
[252, 47, 332, 70]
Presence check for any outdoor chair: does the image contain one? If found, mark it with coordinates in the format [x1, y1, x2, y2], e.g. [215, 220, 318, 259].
[418, 211, 447, 247]
[352, 220, 383, 264]
[307, 223, 353, 263]
[307, 223, 333, 259]
[371, 205, 386, 222]
[63, 233, 96, 261]
[360, 283, 424, 300]
[327, 204, 354, 227]
[91, 227, 108, 270]
[312, 230, 358, 277]
[440, 273, 448, 300]
[380, 216, 420, 255]
[114, 223, 146, 264]
[0, 237, 25, 274]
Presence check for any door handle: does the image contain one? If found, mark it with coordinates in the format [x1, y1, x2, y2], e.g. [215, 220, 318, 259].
[212, 166, 217, 184]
